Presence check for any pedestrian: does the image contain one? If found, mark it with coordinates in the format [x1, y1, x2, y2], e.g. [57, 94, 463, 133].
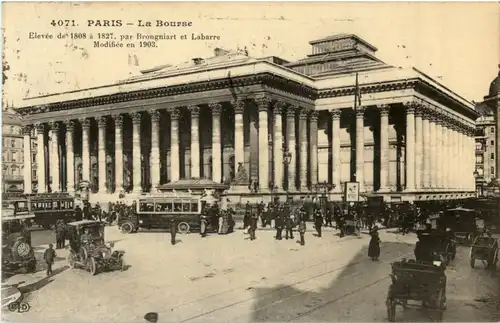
[368, 227, 381, 261]
[169, 218, 177, 245]
[44, 243, 56, 276]
[55, 220, 66, 249]
[298, 216, 306, 246]
[314, 209, 323, 238]
[249, 212, 258, 240]
[325, 208, 333, 227]
[200, 208, 209, 238]
[75, 205, 83, 222]
[285, 210, 295, 240]
[275, 210, 284, 240]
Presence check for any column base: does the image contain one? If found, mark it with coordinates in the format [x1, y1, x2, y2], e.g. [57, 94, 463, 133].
[377, 187, 390, 193]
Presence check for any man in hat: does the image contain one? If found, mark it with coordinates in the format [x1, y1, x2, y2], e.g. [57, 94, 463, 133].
[314, 208, 324, 238]
[298, 214, 307, 246]
[169, 218, 177, 245]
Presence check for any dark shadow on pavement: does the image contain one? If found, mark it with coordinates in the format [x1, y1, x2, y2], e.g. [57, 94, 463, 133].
[19, 265, 69, 295]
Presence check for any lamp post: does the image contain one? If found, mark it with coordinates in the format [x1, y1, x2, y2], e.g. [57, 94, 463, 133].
[473, 170, 480, 197]
[315, 181, 334, 212]
[283, 147, 292, 203]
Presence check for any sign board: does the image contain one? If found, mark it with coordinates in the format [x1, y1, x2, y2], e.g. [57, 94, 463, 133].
[344, 182, 359, 202]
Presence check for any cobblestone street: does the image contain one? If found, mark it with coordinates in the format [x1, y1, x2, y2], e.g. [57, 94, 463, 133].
[3, 227, 499, 323]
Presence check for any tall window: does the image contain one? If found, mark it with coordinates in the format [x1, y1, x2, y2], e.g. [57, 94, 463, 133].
[491, 167, 495, 175]
[11, 139, 15, 148]
[11, 151, 16, 162]
[491, 153, 495, 160]
[476, 155, 483, 164]
[491, 140, 495, 146]
[491, 127, 495, 133]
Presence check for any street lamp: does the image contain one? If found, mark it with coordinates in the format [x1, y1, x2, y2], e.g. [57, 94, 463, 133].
[282, 147, 292, 203]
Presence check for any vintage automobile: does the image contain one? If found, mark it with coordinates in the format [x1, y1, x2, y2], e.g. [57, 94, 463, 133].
[470, 235, 499, 269]
[119, 192, 233, 234]
[2, 208, 37, 274]
[66, 220, 125, 276]
[442, 207, 481, 245]
[414, 230, 456, 266]
[386, 259, 447, 322]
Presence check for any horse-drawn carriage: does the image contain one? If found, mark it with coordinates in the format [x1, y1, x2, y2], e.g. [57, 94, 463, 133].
[469, 235, 499, 269]
[67, 220, 125, 276]
[442, 207, 481, 245]
[415, 229, 456, 266]
[386, 259, 447, 322]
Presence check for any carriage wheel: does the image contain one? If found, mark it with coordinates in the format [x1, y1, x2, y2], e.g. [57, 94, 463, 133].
[68, 252, 76, 269]
[178, 222, 190, 234]
[88, 257, 97, 276]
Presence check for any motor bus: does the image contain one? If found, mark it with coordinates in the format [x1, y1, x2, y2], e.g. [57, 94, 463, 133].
[118, 193, 226, 234]
[17, 193, 76, 229]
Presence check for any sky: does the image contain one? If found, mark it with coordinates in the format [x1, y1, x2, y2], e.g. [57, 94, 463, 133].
[2, 2, 499, 106]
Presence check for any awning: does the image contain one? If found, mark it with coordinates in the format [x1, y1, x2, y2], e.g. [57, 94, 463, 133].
[158, 179, 229, 190]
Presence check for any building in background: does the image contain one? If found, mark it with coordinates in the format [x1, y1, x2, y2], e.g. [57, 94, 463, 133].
[2, 107, 37, 193]
[474, 102, 496, 196]
[15, 34, 479, 203]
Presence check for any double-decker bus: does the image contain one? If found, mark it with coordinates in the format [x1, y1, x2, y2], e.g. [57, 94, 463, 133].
[118, 193, 222, 234]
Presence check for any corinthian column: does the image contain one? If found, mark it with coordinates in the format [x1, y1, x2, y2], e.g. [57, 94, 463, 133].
[310, 111, 319, 187]
[422, 109, 431, 189]
[22, 125, 33, 194]
[355, 108, 365, 192]
[169, 108, 180, 182]
[331, 110, 341, 192]
[444, 118, 451, 191]
[298, 108, 308, 191]
[80, 118, 91, 182]
[405, 103, 416, 191]
[429, 112, 438, 190]
[232, 100, 246, 178]
[209, 103, 222, 183]
[436, 117, 444, 189]
[150, 110, 161, 189]
[188, 106, 200, 179]
[114, 115, 124, 192]
[131, 112, 142, 193]
[286, 106, 297, 192]
[50, 122, 60, 192]
[256, 95, 270, 191]
[273, 101, 285, 189]
[66, 121, 75, 194]
[415, 108, 423, 190]
[35, 124, 46, 193]
[97, 117, 107, 193]
[379, 105, 390, 192]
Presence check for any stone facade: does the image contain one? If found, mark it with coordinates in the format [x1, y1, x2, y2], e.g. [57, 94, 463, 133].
[15, 34, 479, 202]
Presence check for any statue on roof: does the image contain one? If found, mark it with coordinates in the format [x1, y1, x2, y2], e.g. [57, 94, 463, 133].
[234, 162, 248, 185]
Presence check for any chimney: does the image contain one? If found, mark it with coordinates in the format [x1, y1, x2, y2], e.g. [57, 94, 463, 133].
[214, 48, 230, 57]
[192, 58, 204, 65]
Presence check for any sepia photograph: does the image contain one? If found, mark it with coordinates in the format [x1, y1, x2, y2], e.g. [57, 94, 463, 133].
[1, 2, 499, 322]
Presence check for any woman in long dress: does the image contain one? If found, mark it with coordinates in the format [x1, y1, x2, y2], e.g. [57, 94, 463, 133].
[368, 227, 381, 261]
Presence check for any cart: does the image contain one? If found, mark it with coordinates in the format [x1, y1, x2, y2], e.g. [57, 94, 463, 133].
[469, 236, 499, 269]
[386, 259, 447, 322]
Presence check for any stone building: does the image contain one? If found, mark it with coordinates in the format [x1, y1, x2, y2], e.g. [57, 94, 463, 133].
[474, 102, 496, 196]
[483, 65, 500, 194]
[2, 108, 37, 193]
[15, 34, 479, 202]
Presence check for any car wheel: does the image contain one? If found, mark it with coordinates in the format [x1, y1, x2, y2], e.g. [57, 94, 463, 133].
[178, 222, 190, 234]
[120, 222, 134, 234]
[88, 257, 97, 276]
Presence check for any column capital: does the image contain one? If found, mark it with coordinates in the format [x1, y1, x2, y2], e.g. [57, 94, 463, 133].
[169, 107, 180, 119]
[273, 100, 287, 115]
[35, 123, 45, 132]
[150, 109, 161, 122]
[355, 107, 365, 118]
[97, 116, 108, 128]
[404, 101, 417, 114]
[65, 120, 76, 132]
[231, 99, 245, 114]
[80, 118, 91, 129]
[22, 125, 33, 135]
[287, 105, 298, 118]
[113, 114, 124, 127]
[209, 102, 222, 115]
[299, 108, 308, 120]
[254, 95, 270, 112]
[131, 112, 142, 124]
[188, 105, 200, 118]
[50, 121, 60, 132]
[331, 109, 341, 120]
[378, 104, 390, 116]
[310, 111, 319, 122]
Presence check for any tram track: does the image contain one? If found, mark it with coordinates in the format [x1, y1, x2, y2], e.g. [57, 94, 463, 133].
[177, 242, 414, 322]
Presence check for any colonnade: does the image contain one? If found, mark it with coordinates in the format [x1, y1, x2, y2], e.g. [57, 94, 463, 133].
[22, 98, 476, 195]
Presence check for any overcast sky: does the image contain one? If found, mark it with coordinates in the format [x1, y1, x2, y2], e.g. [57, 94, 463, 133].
[2, 2, 499, 106]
